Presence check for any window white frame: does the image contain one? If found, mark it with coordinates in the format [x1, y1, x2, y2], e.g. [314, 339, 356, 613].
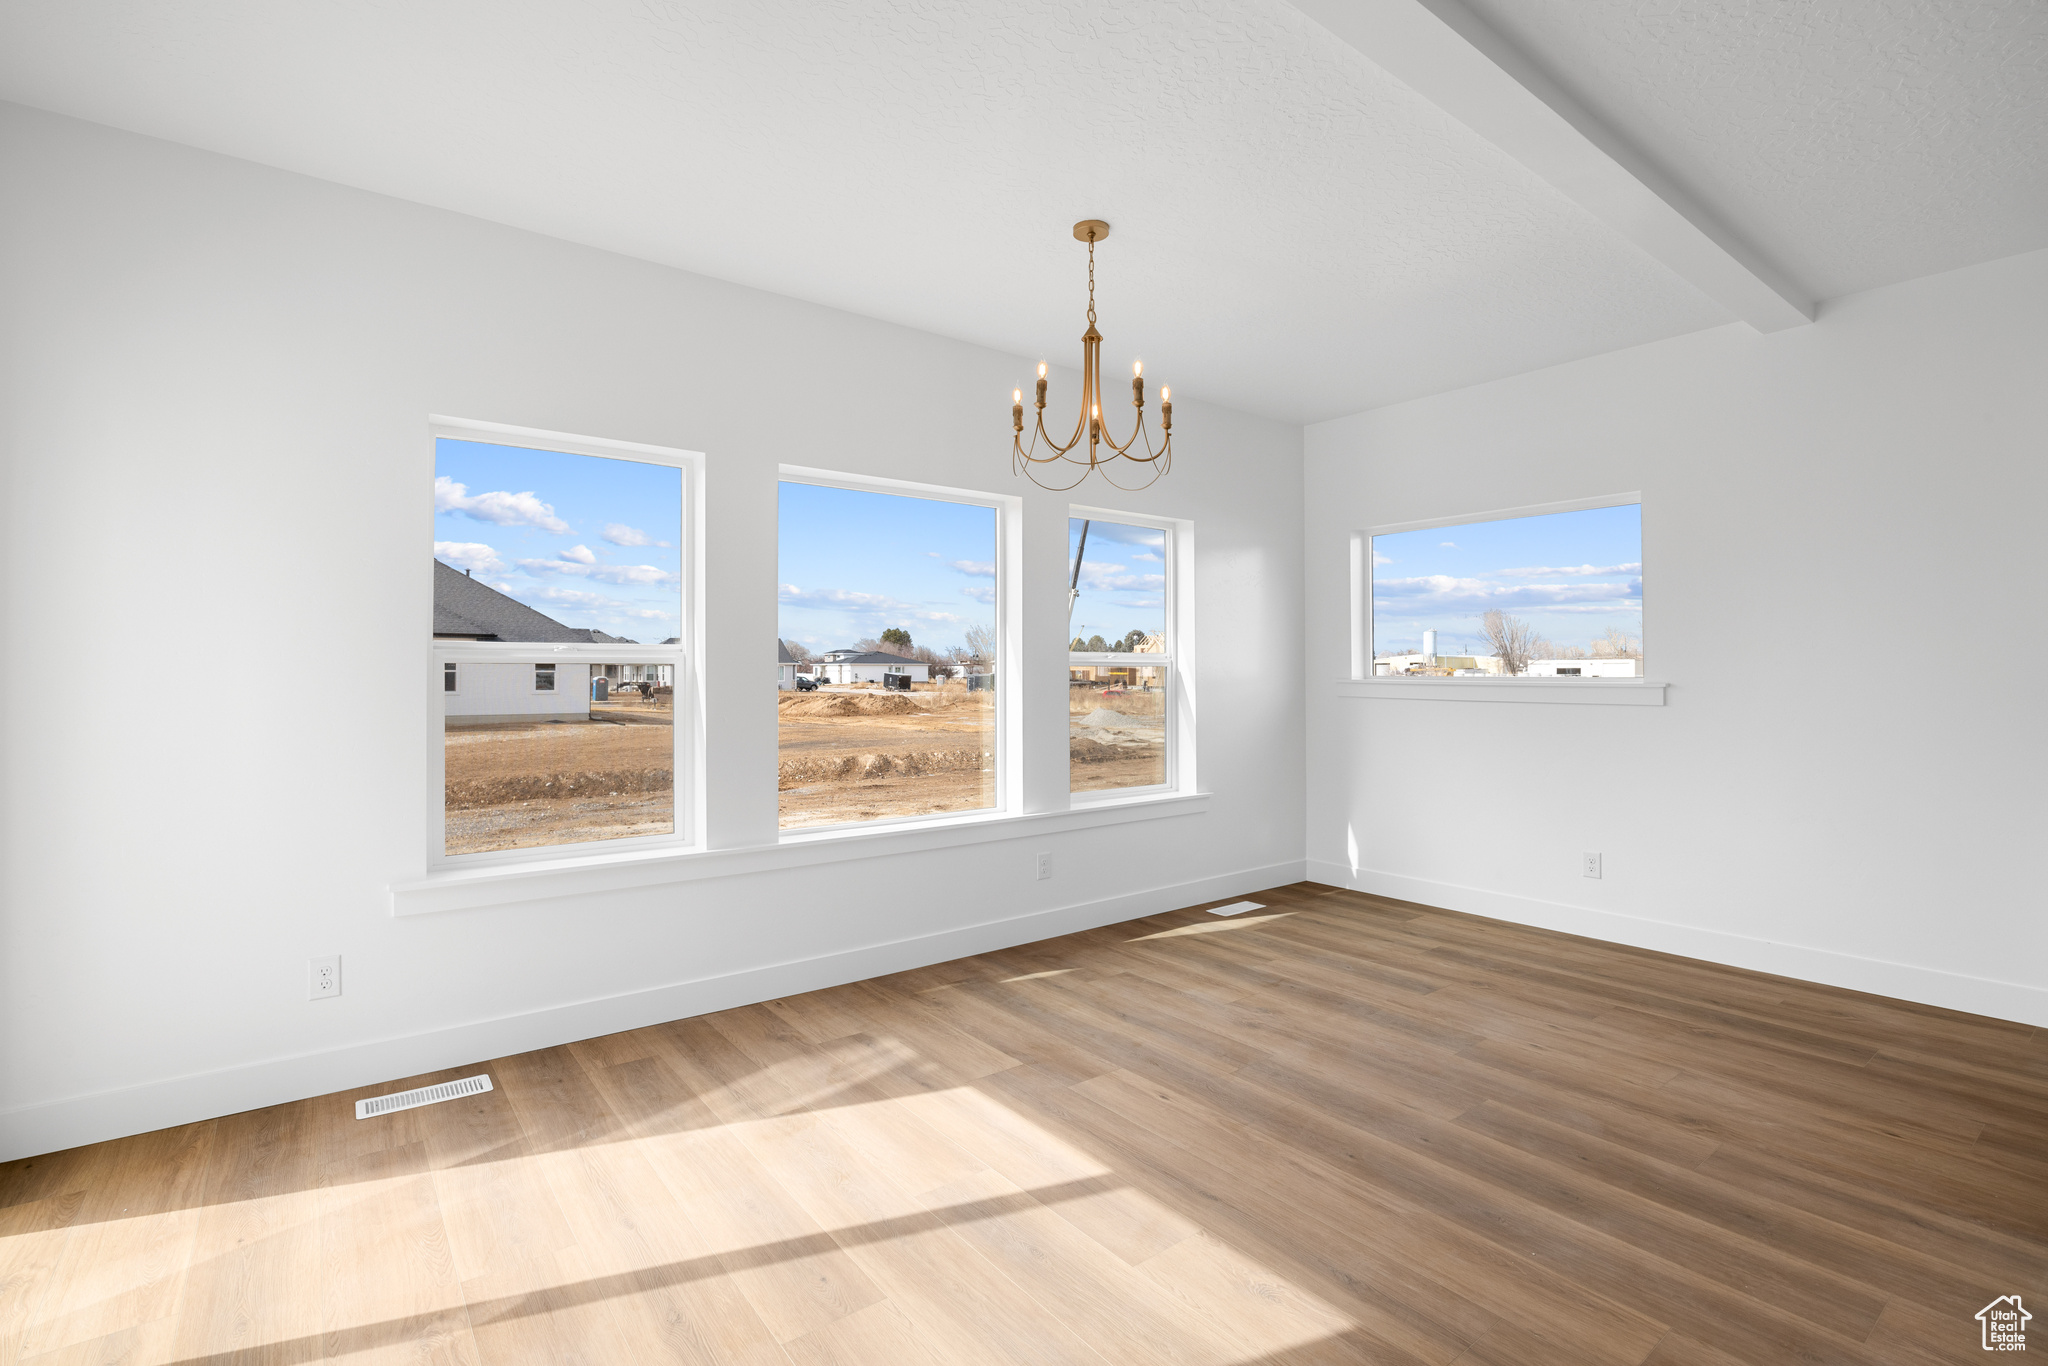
[1068, 504, 1193, 803]
[1345, 490, 1660, 705]
[427, 415, 702, 870]
[775, 465, 1022, 838]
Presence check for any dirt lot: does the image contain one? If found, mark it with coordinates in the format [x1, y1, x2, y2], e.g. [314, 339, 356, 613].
[445, 683, 1164, 851]
[443, 702, 673, 855]
[778, 686, 995, 828]
[1068, 685, 1167, 792]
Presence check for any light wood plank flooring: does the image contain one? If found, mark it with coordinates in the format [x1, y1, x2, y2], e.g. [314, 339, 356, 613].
[4, 883, 2044, 1364]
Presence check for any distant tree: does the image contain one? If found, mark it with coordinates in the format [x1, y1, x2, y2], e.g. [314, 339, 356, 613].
[1120, 629, 1148, 652]
[880, 627, 912, 647]
[1591, 627, 1643, 659]
[1548, 643, 1588, 660]
[963, 623, 997, 668]
[782, 639, 815, 663]
[1085, 634, 1110, 652]
[852, 636, 881, 654]
[909, 643, 952, 679]
[1069, 637, 1089, 652]
[1481, 610, 1539, 675]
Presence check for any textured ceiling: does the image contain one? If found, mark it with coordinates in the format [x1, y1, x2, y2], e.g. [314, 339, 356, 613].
[0, 0, 1735, 422]
[0, 2, 2036, 421]
[1456, 0, 2048, 301]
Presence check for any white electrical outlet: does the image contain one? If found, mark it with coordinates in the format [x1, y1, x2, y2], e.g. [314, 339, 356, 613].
[310, 955, 342, 1000]
[1582, 852, 1602, 880]
[1034, 852, 1052, 881]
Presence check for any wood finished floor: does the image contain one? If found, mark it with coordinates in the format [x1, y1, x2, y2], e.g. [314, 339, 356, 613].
[4, 883, 2045, 1365]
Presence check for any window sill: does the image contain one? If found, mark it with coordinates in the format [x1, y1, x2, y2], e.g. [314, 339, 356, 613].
[388, 791, 1210, 917]
[1336, 677, 1667, 706]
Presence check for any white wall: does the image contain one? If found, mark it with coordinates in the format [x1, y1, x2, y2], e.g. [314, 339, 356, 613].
[0, 104, 1306, 1159]
[1305, 247, 2048, 1025]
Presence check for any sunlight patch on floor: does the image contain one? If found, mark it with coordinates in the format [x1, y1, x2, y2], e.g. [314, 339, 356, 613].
[1129, 911, 1296, 940]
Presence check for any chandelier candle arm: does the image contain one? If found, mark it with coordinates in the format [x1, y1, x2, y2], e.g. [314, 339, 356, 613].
[1009, 220, 1175, 491]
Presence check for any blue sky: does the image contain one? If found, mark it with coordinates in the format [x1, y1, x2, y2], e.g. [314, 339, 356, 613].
[778, 482, 995, 653]
[1069, 517, 1167, 646]
[433, 438, 682, 641]
[1372, 503, 1642, 657]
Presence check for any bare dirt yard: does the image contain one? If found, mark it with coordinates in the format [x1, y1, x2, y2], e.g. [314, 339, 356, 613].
[1068, 684, 1167, 792]
[778, 685, 996, 828]
[444, 700, 673, 855]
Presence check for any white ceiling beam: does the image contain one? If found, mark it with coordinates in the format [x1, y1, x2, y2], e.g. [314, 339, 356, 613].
[1290, 0, 1815, 331]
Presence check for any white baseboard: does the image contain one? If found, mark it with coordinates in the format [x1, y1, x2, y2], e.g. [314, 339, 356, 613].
[1309, 860, 2048, 1028]
[0, 859, 1306, 1163]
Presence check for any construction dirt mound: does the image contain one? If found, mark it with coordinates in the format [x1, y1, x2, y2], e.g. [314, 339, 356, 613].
[1068, 737, 1127, 764]
[446, 768, 671, 809]
[777, 692, 929, 718]
[778, 748, 986, 789]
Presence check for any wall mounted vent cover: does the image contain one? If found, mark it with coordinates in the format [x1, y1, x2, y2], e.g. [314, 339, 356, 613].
[355, 1073, 492, 1120]
[1207, 901, 1264, 916]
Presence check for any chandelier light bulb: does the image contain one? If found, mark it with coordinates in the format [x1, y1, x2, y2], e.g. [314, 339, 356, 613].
[1014, 388, 1022, 404]
[1038, 362, 1048, 379]
[1092, 403, 1100, 419]
[1162, 386, 1170, 402]
[1133, 360, 1143, 377]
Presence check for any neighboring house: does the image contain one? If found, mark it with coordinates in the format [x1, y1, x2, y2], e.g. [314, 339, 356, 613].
[1526, 658, 1641, 678]
[778, 639, 800, 690]
[815, 650, 931, 685]
[435, 558, 636, 726]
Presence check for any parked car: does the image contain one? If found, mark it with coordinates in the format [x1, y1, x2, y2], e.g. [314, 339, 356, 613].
[794, 675, 819, 691]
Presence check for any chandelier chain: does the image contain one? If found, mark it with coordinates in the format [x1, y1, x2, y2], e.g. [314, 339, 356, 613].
[1087, 237, 1097, 327]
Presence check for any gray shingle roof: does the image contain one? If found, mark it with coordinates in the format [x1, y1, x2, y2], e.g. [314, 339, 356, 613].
[434, 559, 635, 643]
[778, 639, 798, 665]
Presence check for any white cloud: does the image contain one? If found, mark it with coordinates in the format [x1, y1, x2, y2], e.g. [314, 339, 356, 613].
[1440, 542, 1457, 548]
[434, 541, 504, 573]
[518, 556, 679, 586]
[949, 560, 996, 578]
[1076, 560, 1166, 592]
[560, 544, 597, 564]
[1131, 551, 1163, 562]
[1371, 572, 1642, 616]
[960, 584, 996, 604]
[779, 583, 972, 629]
[1371, 552, 1392, 566]
[434, 477, 570, 533]
[1493, 563, 1641, 578]
[516, 584, 676, 624]
[602, 523, 670, 548]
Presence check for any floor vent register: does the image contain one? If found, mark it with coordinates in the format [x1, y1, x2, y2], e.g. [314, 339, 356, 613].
[355, 1073, 493, 1120]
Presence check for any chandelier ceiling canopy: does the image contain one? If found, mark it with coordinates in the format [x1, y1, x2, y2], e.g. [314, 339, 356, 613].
[1011, 221, 1173, 492]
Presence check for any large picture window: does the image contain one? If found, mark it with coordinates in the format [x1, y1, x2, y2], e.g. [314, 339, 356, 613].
[777, 476, 1000, 831]
[1068, 513, 1174, 796]
[1367, 498, 1642, 678]
[432, 426, 687, 861]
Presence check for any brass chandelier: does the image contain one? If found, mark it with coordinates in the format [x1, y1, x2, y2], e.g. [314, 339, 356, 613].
[1011, 220, 1173, 491]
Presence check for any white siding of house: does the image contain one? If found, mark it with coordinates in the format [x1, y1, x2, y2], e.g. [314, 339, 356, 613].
[820, 662, 930, 685]
[445, 661, 592, 724]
